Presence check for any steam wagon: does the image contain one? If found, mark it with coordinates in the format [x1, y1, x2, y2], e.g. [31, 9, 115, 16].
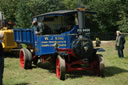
[14, 8, 104, 80]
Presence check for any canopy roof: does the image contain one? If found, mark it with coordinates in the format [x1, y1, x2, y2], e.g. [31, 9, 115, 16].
[34, 10, 96, 18]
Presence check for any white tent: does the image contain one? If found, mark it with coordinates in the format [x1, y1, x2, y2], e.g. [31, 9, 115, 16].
[0, 11, 5, 21]
[0, 11, 6, 27]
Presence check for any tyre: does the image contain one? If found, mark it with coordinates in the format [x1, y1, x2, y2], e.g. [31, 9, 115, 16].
[19, 48, 32, 69]
[56, 55, 66, 80]
[98, 54, 104, 76]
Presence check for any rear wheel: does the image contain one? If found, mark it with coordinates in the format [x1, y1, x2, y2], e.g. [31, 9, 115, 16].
[56, 55, 66, 80]
[19, 48, 32, 69]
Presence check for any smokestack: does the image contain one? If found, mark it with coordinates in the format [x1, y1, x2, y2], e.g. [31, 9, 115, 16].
[77, 7, 85, 30]
[77, 7, 90, 38]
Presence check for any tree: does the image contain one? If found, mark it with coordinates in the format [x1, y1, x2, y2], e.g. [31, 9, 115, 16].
[0, 0, 66, 28]
[0, 0, 19, 22]
[16, 0, 32, 28]
[62, 0, 90, 10]
[27, 0, 65, 16]
[89, 0, 123, 32]
[117, 0, 128, 32]
[1, 0, 128, 33]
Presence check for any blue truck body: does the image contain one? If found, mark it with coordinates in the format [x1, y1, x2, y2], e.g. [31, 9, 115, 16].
[14, 25, 78, 56]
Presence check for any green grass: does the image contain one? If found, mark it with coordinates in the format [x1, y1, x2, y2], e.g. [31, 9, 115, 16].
[3, 41, 128, 85]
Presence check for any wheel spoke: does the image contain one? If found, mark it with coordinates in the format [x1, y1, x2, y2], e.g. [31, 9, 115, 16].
[56, 57, 60, 78]
[20, 51, 24, 68]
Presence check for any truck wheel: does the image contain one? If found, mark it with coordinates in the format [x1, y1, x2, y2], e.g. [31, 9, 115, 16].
[98, 54, 104, 76]
[19, 48, 32, 69]
[56, 55, 66, 80]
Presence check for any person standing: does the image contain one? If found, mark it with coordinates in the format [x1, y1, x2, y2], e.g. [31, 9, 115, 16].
[32, 19, 45, 35]
[96, 37, 101, 47]
[0, 32, 4, 85]
[115, 31, 125, 58]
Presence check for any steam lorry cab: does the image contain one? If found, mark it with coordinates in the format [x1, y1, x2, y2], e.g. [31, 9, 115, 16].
[14, 8, 104, 80]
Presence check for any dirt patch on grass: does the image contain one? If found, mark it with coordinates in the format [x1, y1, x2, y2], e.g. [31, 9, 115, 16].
[93, 41, 115, 48]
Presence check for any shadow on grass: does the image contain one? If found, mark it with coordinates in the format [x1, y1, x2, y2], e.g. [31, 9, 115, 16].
[67, 66, 128, 79]
[36, 62, 100, 79]
[37, 62, 56, 73]
[15, 83, 29, 85]
[66, 71, 95, 79]
[4, 52, 19, 58]
[104, 66, 128, 77]
[36, 62, 128, 79]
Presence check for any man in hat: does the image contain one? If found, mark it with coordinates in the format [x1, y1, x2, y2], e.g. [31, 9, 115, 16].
[32, 18, 52, 35]
[115, 31, 125, 58]
[32, 18, 40, 34]
[32, 18, 46, 35]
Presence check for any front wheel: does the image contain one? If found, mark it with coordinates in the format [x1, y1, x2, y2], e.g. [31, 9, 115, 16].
[98, 54, 104, 76]
[56, 55, 66, 80]
[19, 48, 32, 69]
[93, 54, 104, 76]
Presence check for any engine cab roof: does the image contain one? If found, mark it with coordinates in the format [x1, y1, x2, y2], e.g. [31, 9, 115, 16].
[34, 10, 96, 18]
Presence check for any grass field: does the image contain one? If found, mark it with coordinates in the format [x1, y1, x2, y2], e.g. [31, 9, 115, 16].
[3, 41, 128, 85]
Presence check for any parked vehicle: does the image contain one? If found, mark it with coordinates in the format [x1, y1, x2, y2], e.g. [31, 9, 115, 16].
[0, 12, 18, 53]
[14, 8, 104, 80]
[0, 27, 17, 53]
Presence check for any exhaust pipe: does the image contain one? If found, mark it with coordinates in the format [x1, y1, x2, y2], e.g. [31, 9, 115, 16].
[77, 8, 90, 38]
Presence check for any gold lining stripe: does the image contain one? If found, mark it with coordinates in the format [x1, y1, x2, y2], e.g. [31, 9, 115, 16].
[41, 41, 67, 43]
[41, 41, 48, 43]
[41, 44, 66, 47]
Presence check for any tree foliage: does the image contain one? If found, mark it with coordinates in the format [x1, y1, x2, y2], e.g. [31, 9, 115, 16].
[0, 0, 19, 22]
[117, 0, 128, 32]
[0, 0, 65, 28]
[0, 0, 128, 32]
[88, 0, 128, 32]
[27, 0, 65, 16]
[16, 0, 32, 28]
